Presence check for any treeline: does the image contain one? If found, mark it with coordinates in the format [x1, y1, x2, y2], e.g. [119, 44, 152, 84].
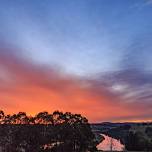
[126, 127, 152, 151]
[0, 110, 97, 152]
[104, 124, 152, 151]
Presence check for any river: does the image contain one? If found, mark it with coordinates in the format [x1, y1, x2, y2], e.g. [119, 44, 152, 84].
[97, 134, 125, 151]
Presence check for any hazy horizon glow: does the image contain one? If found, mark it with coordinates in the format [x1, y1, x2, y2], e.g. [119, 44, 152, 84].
[0, 0, 152, 122]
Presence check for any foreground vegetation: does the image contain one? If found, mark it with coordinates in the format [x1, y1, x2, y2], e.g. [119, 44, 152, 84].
[92, 122, 152, 151]
[0, 110, 98, 152]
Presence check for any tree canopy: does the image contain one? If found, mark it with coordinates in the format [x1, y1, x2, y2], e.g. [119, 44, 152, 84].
[0, 110, 97, 152]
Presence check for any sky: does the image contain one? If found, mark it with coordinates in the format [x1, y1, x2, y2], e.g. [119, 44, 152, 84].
[0, 0, 152, 122]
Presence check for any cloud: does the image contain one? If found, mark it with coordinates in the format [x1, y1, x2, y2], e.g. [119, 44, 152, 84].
[130, 0, 152, 10]
[145, 0, 152, 5]
[0, 44, 152, 122]
[101, 69, 152, 104]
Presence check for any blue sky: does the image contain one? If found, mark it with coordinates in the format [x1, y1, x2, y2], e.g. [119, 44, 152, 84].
[0, 0, 152, 75]
[0, 0, 152, 121]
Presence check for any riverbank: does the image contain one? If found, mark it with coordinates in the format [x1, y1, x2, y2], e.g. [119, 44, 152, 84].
[97, 134, 124, 151]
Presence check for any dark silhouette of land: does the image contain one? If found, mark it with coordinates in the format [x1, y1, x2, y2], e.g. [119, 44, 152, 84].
[0, 110, 98, 152]
[92, 122, 152, 151]
[1, 110, 152, 152]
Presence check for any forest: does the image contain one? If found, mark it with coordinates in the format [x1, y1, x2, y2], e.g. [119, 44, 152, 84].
[93, 122, 152, 151]
[0, 110, 97, 152]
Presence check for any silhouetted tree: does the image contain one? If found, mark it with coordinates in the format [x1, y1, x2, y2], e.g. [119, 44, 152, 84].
[125, 131, 152, 151]
[0, 110, 97, 152]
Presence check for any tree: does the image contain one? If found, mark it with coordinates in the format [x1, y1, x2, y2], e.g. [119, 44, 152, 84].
[16, 112, 29, 124]
[0, 110, 97, 152]
[125, 131, 152, 151]
[0, 110, 4, 123]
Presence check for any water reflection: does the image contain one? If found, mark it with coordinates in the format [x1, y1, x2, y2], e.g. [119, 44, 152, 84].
[97, 134, 124, 151]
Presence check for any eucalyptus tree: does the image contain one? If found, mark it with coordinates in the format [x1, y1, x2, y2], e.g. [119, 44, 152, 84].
[0, 110, 4, 124]
[0, 110, 97, 152]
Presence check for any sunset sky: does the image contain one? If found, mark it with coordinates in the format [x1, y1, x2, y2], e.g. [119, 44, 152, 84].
[0, 0, 152, 122]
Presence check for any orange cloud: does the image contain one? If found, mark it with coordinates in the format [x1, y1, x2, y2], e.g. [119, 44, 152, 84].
[0, 46, 152, 122]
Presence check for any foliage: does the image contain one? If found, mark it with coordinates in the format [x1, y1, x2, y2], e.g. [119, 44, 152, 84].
[97, 122, 152, 151]
[0, 110, 97, 152]
[125, 131, 152, 151]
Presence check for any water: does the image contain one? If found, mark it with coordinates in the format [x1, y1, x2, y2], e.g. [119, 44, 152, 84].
[97, 134, 125, 151]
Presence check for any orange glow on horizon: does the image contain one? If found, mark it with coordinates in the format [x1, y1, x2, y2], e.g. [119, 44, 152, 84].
[0, 47, 152, 123]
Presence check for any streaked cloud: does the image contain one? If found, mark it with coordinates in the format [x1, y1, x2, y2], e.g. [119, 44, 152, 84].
[0, 0, 152, 122]
[145, 0, 152, 5]
[0, 45, 152, 122]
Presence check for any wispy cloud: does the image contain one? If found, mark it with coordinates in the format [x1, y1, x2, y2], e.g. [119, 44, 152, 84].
[0, 44, 152, 122]
[0, 0, 152, 123]
[145, 0, 152, 5]
[130, 0, 152, 10]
